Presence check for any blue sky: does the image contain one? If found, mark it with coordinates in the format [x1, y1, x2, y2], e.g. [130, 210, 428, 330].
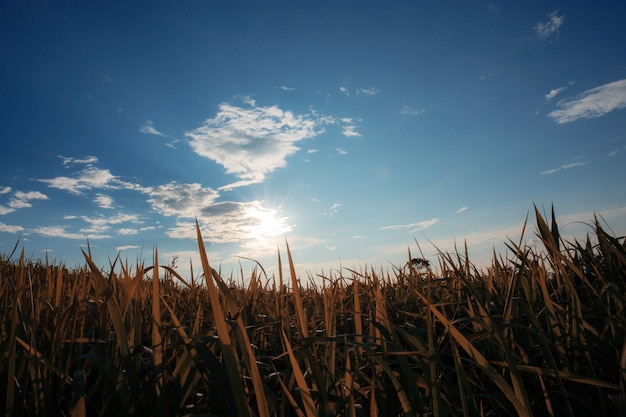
[1, 2, 625, 279]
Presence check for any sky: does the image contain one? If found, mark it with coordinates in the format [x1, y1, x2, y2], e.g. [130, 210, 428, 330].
[1, 2, 625, 281]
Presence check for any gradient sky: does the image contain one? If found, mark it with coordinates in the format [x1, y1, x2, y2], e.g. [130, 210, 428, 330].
[1, 2, 625, 279]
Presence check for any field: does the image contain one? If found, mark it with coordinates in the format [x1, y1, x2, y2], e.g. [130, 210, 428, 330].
[1, 208, 625, 417]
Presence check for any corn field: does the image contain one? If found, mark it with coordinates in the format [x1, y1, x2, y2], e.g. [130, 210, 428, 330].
[1, 207, 625, 417]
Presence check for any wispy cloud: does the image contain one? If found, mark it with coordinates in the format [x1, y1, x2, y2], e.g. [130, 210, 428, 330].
[548, 79, 626, 124]
[0, 186, 12, 195]
[32, 225, 110, 239]
[339, 86, 350, 96]
[380, 218, 440, 232]
[545, 87, 566, 100]
[60, 155, 98, 166]
[279, 85, 296, 91]
[116, 245, 140, 251]
[185, 100, 322, 188]
[140, 120, 181, 148]
[534, 10, 564, 40]
[401, 105, 424, 116]
[342, 126, 360, 137]
[324, 203, 342, 217]
[140, 120, 165, 136]
[541, 161, 590, 175]
[357, 87, 378, 96]
[456, 207, 469, 214]
[545, 80, 575, 101]
[77, 213, 141, 235]
[340, 117, 361, 138]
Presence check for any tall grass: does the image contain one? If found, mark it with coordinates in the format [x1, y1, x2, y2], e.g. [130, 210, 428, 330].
[1, 207, 625, 416]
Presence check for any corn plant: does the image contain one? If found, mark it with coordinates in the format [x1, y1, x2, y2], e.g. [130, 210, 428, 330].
[0, 206, 624, 416]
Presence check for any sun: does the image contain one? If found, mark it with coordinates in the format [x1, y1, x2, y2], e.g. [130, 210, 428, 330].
[245, 204, 292, 244]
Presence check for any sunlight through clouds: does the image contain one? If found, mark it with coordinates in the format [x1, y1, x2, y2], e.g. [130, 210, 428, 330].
[144, 181, 291, 248]
[165, 200, 291, 246]
[2, 3, 625, 279]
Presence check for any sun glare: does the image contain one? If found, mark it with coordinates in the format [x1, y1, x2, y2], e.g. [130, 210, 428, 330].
[246, 204, 291, 244]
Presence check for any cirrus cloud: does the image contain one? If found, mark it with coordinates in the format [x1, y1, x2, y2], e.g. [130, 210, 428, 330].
[548, 79, 626, 124]
[534, 10, 564, 40]
[379, 218, 440, 232]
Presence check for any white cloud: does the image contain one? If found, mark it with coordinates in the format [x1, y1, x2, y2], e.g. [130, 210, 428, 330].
[140, 120, 165, 136]
[456, 207, 469, 214]
[185, 101, 322, 187]
[8, 199, 32, 210]
[40, 166, 116, 194]
[147, 182, 220, 218]
[166, 200, 291, 247]
[401, 106, 424, 116]
[324, 203, 342, 217]
[0, 222, 23, 233]
[116, 245, 140, 251]
[541, 161, 589, 175]
[279, 85, 296, 91]
[118, 228, 138, 235]
[94, 194, 114, 209]
[357, 87, 378, 96]
[545, 81, 575, 101]
[33, 225, 110, 239]
[545, 86, 567, 100]
[0, 190, 48, 214]
[548, 79, 626, 124]
[339, 117, 361, 137]
[0, 187, 11, 194]
[534, 10, 564, 40]
[380, 218, 440, 232]
[60, 155, 98, 166]
[145, 182, 292, 247]
[77, 213, 141, 235]
[339, 86, 350, 96]
[14, 191, 47, 200]
[342, 125, 361, 138]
